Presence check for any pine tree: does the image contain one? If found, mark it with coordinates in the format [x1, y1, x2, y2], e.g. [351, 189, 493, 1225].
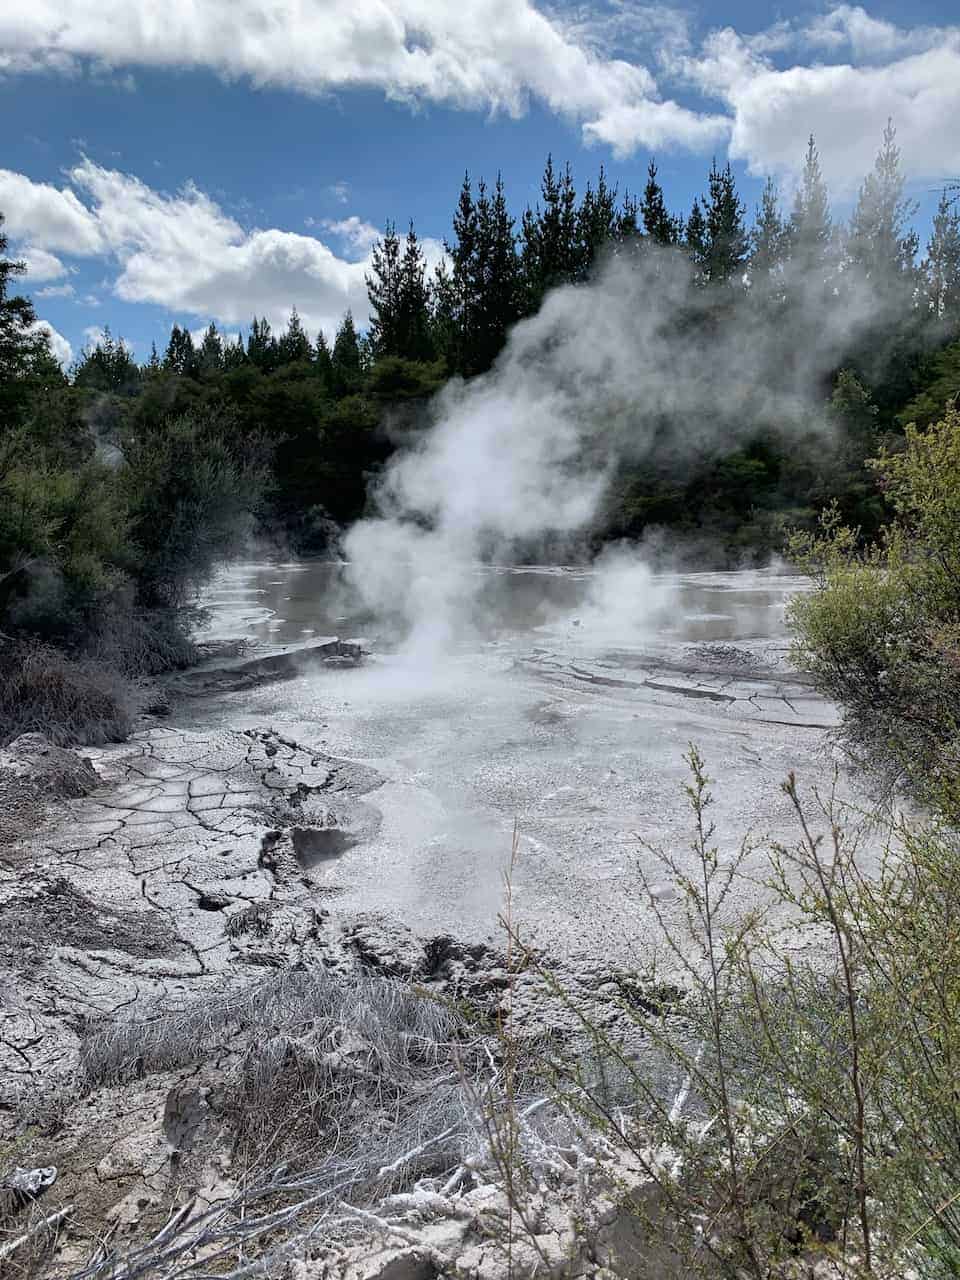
[750, 177, 786, 282]
[223, 332, 247, 371]
[577, 166, 618, 276]
[848, 119, 919, 286]
[685, 199, 708, 272]
[429, 259, 458, 370]
[640, 161, 682, 247]
[485, 173, 519, 359]
[519, 156, 581, 310]
[922, 192, 960, 325]
[163, 324, 196, 376]
[198, 322, 224, 375]
[0, 215, 53, 429]
[277, 307, 312, 365]
[789, 136, 832, 272]
[247, 317, 278, 372]
[331, 310, 362, 391]
[366, 223, 403, 360]
[75, 326, 139, 392]
[615, 191, 640, 243]
[145, 341, 162, 376]
[447, 173, 479, 371]
[702, 160, 748, 284]
[396, 223, 434, 361]
[313, 330, 333, 384]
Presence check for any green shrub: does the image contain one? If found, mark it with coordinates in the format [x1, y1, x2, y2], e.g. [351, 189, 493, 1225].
[789, 405, 960, 820]
[505, 752, 960, 1277]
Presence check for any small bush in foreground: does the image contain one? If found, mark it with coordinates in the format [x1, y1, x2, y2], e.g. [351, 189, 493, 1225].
[0, 643, 131, 746]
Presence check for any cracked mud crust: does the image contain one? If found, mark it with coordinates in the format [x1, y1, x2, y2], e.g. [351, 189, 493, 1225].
[0, 724, 675, 1277]
[0, 726, 386, 1094]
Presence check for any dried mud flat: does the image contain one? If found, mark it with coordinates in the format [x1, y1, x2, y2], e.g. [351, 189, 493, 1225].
[0, 724, 669, 1280]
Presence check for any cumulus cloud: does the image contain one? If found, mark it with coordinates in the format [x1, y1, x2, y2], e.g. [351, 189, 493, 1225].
[672, 15, 960, 193]
[321, 216, 383, 256]
[34, 282, 75, 298]
[29, 319, 73, 367]
[803, 5, 946, 61]
[0, 159, 383, 337]
[18, 244, 69, 280]
[0, 0, 725, 155]
[0, 168, 103, 253]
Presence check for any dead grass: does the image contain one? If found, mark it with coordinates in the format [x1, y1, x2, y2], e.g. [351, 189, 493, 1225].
[0, 643, 132, 747]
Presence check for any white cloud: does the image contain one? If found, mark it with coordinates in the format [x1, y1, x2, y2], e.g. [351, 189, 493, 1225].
[82, 323, 133, 352]
[329, 181, 350, 205]
[18, 244, 69, 280]
[321, 216, 382, 255]
[0, 160, 375, 338]
[0, 158, 456, 340]
[0, 168, 103, 252]
[0, 0, 725, 155]
[35, 282, 75, 298]
[676, 20, 960, 193]
[28, 319, 73, 367]
[803, 6, 945, 61]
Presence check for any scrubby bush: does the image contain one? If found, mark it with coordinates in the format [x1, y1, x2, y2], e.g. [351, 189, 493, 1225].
[121, 407, 268, 609]
[789, 404, 960, 821]
[0, 643, 131, 746]
[502, 751, 960, 1278]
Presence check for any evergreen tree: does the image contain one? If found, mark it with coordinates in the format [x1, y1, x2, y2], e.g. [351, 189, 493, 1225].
[222, 332, 247, 371]
[428, 259, 458, 370]
[75, 326, 140, 393]
[922, 192, 960, 325]
[640, 161, 682, 247]
[313, 330, 333, 384]
[163, 324, 196, 377]
[145, 341, 162, 376]
[615, 191, 640, 243]
[483, 173, 520, 361]
[519, 156, 581, 310]
[577, 167, 618, 276]
[331, 310, 362, 391]
[685, 198, 708, 271]
[366, 222, 403, 360]
[702, 160, 748, 284]
[0, 216, 50, 428]
[788, 136, 832, 273]
[750, 177, 786, 282]
[848, 119, 919, 286]
[247, 317, 278, 372]
[447, 173, 479, 372]
[396, 223, 434, 361]
[198, 322, 224, 376]
[277, 307, 312, 365]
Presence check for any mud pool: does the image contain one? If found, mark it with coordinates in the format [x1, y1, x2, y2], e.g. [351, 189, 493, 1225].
[187, 561, 860, 958]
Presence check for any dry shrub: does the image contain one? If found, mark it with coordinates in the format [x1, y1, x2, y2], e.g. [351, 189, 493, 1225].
[0, 643, 132, 747]
[82, 604, 199, 677]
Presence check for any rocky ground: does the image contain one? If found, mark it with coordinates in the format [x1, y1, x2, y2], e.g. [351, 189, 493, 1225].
[0, 713, 684, 1279]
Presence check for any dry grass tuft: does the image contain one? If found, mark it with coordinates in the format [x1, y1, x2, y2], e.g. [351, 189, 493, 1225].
[0, 643, 132, 747]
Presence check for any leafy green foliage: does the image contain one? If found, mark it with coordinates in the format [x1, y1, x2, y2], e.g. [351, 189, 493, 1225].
[790, 405, 960, 820]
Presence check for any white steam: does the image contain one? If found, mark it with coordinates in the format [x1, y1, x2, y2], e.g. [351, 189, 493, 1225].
[345, 245, 881, 652]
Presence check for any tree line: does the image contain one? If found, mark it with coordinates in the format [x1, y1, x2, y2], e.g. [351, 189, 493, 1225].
[1, 121, 959, 733]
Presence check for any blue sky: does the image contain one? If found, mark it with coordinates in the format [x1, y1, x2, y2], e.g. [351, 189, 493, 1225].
[2, 0, 958, 368]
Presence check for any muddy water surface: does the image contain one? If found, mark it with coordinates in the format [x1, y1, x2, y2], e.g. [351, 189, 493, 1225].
[188, 562, 860, 958]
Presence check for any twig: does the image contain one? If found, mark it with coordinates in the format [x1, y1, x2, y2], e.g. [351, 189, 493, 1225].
[0, 1203, 74, 1264]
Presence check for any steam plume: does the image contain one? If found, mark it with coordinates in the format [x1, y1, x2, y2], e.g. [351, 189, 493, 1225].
[345, 246, 881, 651]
